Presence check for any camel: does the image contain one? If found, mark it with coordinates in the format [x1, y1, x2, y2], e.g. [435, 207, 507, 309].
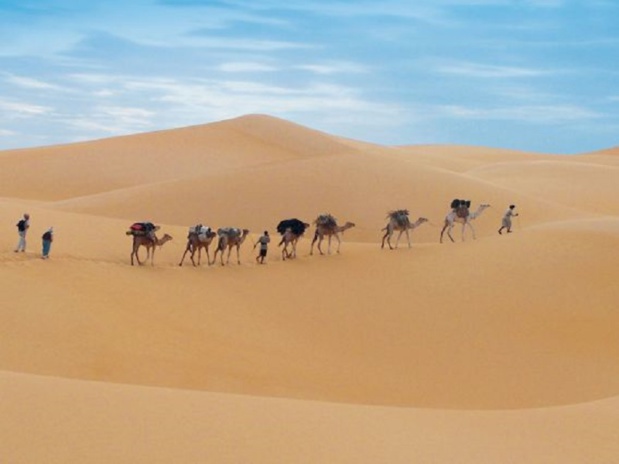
[130, 233, 173, 266]
[440, 203, 491, 243]
[381, 210, 428, 249]
[178, 225, 217, 267]
[310, 214, 356, 255]
[212, 228, 250, 266]
[276, 219, 310, 260]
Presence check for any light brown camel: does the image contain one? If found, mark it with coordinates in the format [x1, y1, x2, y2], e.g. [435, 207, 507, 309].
[212, 228, 250, 266]
[130, 233, 173, 266]
[381, 211, 428, 249]
[178, 225, 217, 267]
[310, 215, 356, 255]
[276, 219, 310, 261]
[440, 203, 490, 243]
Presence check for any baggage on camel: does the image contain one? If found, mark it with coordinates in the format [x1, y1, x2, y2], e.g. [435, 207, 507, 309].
[126, 222, 159, 236]
[277, 219, 308, 236]
[314, 214, 337, 228]
[189, 224, 213, 242]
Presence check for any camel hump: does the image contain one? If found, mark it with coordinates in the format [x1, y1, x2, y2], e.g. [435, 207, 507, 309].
[189, 224, 213, 241]
[277, 219, 307, 236]
[456, 206, 470, 218]
[388, 209, 410, 225]
[189, 224, 211, 234]
[315, 214, 337, 227]
[218, 227, 241, 238]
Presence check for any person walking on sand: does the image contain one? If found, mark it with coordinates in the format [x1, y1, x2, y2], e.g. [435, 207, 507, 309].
[41, 227, 53, 259]
[498, 205, 518, 234]
[14, 213, 30, 252]
[254, 231, 270, 264]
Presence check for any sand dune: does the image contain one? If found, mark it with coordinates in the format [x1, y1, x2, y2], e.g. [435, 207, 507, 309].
[1, 114, 618, 462]
[4, 370, 619, 464]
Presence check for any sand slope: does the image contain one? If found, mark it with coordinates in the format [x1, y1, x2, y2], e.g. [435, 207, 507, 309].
[1, 115, 619, 462]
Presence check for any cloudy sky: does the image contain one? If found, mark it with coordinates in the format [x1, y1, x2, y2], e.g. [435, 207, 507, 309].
[0, 0, 617, 153]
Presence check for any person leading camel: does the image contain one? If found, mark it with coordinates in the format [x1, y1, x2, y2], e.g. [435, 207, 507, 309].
[254, 231, 270, 264]
[498, 205, 518, 234]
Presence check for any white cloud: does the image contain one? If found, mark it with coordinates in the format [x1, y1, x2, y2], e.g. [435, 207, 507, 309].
[436, 104, 601, 123]
[295, 62, 369, 75]
[217, 62, 278, 73]
[0, 98, 52, 116]
[0, 129, 17, 137]
[3, 73, 64, 91]
[435, 61, 548, 78]
[96, 106, 155, 124]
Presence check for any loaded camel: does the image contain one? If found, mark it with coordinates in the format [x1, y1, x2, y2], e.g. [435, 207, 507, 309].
[129, 233, 173, 266]
[310, 214, 356, 255]
[440, 202, 491, 243]
[212, 228, 250, 265]
[381, 210, 428, 249]
[178, 225, 217, 266]
[276, 219, 310, 260]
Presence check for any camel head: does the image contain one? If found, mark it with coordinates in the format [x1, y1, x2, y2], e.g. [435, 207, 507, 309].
[416, 217, 429, 225]
[239, 229, 250, 243]
[469, 204, 491, 219]
[158, 233, 173, 246]
[340, 222, 356, 232]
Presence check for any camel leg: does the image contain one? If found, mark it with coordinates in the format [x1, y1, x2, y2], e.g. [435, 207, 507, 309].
[381, 229, 390, 249]
[150, 246, 155, 266]
[205, 246, 212, 266]
[468, 222, 477, 240]
[395, 230, 404, 249]
[446, 224, 455, 242]
[191, 246, 200, 266]
[310, 232, 318, 255]
[134, 243, 145, 266]
[327, 235, 332, 254]
[335, 234, 342, 253]
[317, 236, 325, 255]
[179, 242, 191, 266]
[226, 246, 232, 265]
[131, 239, 140, 266]
[236, 244, 241, 265]
[440, 223, 448, 243]
[406, 229, 411, 248]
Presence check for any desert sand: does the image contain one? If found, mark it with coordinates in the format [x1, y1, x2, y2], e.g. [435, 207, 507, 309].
[1, 114, 618, 462]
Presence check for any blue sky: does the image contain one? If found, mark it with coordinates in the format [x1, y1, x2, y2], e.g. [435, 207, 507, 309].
[0, 0, 617, 153]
